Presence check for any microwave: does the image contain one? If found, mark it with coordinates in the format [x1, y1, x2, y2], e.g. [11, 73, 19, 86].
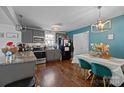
[33, 36, 44, 43]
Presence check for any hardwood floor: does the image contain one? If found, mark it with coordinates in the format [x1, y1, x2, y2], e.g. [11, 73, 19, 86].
[35, 60, 104, 87]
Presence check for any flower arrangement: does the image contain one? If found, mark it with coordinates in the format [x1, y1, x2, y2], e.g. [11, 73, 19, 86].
[1, 42, 18, 61]
[2, 42, 18, 54]
[90, 43, 111, 59]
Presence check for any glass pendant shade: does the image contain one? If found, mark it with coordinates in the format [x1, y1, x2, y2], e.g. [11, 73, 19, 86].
[96, 19, 104, 31]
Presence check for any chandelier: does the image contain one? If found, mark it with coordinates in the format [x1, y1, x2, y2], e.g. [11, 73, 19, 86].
[91, 6, 112, 32]
[96, 6, 104, 31]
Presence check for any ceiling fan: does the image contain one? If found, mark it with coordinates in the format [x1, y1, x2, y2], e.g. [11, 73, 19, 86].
[15, 14, 43, 31]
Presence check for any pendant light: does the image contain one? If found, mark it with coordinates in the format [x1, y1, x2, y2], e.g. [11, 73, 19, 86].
[16, 14, 27, 31]
[91, 6, 112, 32]
[96, 6, 104, 31]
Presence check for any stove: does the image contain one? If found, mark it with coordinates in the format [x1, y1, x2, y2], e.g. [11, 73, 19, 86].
[33, 48, 46, 64]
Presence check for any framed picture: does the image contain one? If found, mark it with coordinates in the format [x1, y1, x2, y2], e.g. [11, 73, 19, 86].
[0, 32, 4, 38]
[6, 32, 18, 38]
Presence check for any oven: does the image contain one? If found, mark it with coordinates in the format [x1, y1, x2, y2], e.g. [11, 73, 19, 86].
[33, 51, 46, 59]
[33, 48, 46, 64]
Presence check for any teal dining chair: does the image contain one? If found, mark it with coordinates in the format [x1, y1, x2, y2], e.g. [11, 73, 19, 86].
[78, 58, 91, 80]
[90, 63, 112, 87]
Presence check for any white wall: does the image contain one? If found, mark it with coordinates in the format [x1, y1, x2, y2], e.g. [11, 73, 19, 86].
[0, 24, 21, 55]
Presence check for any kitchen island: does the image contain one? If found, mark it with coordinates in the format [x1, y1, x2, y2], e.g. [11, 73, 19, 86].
[46, 49, 62, 62]
[0, 51, 36, 87]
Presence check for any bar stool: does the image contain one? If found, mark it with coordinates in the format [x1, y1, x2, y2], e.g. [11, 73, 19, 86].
[90, 63, 112, 87]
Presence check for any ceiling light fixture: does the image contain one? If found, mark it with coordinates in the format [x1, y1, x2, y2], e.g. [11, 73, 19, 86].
[96, 6, 104, 31]
[16, 14, 27, 31]
[91, 6, 112, 32]
[51, 23, 62, 31]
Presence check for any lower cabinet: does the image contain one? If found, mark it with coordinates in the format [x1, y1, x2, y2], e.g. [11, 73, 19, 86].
[46, 49, 62, 62]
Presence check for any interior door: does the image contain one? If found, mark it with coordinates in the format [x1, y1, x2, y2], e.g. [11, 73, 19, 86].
[73, 31, 89, 56]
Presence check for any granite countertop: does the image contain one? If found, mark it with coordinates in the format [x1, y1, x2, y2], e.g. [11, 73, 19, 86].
[0, 51, 37, 65]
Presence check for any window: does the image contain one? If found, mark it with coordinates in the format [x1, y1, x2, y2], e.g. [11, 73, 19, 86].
[45, 32, 55, 49]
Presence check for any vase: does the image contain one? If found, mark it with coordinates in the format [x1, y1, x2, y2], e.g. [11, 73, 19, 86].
[12, 54, 16, 61]
[5, 51, 13, 63]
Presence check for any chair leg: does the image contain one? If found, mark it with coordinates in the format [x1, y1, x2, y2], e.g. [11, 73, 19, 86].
[80, 69, 84, 78]
[81, 69, 86, 80]
[82, 69, 91, 80]
[84, 69, 86, 80]
[82, 69, 85, 79]
[91, 74, 95, 86]
[108, 79, 111, 87]
[85, 70, 89, 80]
[86, 70, 92, 80]
[84, 69, 88, 80]
[103, 78, 106, 87]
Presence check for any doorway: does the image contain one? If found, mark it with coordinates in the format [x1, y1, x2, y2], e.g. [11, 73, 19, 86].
[73, 31, 89, 56]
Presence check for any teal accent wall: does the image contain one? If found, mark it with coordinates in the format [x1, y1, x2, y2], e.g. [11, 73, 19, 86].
[67, 14, 124, 59]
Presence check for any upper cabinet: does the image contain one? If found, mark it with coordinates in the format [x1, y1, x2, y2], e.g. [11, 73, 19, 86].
[32, 30, 45, 37]
[21, 29, 45, 43]
[32, 30, 45, 43]
[21, 29, 33, 43]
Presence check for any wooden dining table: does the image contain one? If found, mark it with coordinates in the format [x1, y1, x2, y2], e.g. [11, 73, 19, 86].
[72, 54, 124, 87]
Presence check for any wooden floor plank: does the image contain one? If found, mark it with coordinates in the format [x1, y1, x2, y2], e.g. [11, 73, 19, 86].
[35, 60, 104, 87]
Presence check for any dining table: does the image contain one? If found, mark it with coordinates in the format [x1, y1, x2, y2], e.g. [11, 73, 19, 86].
[72, 54, 124, 87]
